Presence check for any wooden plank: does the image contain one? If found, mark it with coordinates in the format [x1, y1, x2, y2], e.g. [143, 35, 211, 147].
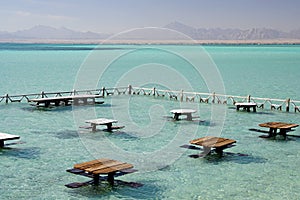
[259, 122, 281, 128]
[201, 138, 227, 147]
[74, 158, 112, 170]
[93, 163, 133, 174]
[279, 124, 299, 129]
[190, 136, 236, 148]
[65, 180, 94, 188]
[190, 136, 215, 144]
[259, 122, 299, 129]
[213, 139, 236, 148]
[85, 160, 124, 173]
[190, 136, 226, 147]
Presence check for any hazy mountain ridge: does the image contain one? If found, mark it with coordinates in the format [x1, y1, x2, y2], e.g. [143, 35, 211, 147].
[164, 21, 300, 40]
[1, 23, 300, 41]
[0, 25, 109, 40]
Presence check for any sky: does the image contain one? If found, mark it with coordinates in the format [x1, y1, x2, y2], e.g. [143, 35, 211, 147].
[1, 0, 300, 33]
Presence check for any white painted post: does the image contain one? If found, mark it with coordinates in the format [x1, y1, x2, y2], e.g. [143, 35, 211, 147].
[180, 90, 184, 102]
[247, 95, 251, 102]
[128, 85, 132, 95]
[5, 94, 9, 103]
[286, 98, 290, 112]
[102, 87, 105, 97]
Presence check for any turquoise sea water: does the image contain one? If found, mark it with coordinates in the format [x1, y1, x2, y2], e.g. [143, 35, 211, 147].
[1, 43, 300, 199]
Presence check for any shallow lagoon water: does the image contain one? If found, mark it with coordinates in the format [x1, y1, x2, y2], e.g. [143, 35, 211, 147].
[0, 44, 300, 199]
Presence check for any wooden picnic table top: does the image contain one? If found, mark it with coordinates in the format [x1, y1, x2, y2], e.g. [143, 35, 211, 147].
[190, 136, 236, 148]
[73, 158, 133, 175]
[259, 122, 299, 129]
[170, 109, 196, 114]
[85, 118, 118, 125]
[0, 132, 20, 141]
[29, 94, 103, 102]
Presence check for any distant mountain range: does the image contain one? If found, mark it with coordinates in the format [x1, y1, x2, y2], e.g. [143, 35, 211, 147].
[1, 22, 300, 41]
[0, 25, 109, 40]
[164, 22, 300, 40]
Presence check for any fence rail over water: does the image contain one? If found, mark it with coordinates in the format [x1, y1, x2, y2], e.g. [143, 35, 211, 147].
[1, 85, 300, 113]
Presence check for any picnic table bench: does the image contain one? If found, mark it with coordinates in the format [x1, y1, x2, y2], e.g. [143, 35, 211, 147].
[170, 109, 197, 121]
[235, 102, 257, 112]
[190, 136, 236, 156]
[258, 122, 299, 139]
[65, 158, 139, 188]
[0, 132, 20, 148]
[84, 118, 124, 132]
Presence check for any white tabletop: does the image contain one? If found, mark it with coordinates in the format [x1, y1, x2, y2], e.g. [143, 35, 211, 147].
[85, 118, 118, 125]
[235, 102, 257, 106]
[29, 94, 102, 102]
[0, 132, 20, 140]
[170, 109, 197, 114]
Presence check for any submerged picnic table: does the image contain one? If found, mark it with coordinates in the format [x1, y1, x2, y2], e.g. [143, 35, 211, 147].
[235, 102, 257, 112]
[0, 132, 20, 148]
[258, 122, 299, 139]
[29, 94, 104, 107]
[170, 109, 196, 121]
[190, 136, 236, 156]
[66, 158, 137, 188]
[85, 118, 122, 132]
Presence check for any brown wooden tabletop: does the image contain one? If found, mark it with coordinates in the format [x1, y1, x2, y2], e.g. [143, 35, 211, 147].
[74, 158, 133, 175]
[259, 122, 299, 129]
[190, 136, 236, 148]
[190, 136, 236, 156]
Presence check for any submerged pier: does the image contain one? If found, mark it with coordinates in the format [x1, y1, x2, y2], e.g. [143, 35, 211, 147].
[0, 85, 300, 113]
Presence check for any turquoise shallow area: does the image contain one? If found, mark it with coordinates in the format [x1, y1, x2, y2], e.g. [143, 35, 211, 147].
[0, 44, 300, 199]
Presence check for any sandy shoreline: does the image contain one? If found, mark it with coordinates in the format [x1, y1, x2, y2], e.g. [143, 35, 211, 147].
[1, 39, 300, 45]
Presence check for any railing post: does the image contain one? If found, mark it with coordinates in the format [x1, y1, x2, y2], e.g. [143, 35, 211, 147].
[180, 90, 184, 102]
[286, 98, 290, 112]
[102, 87, 106, 97]
[5, 94, 9, 103]
[153, 87, 156, 96]
[128, 85, 132, 95]
[247, 95, 251, 102]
